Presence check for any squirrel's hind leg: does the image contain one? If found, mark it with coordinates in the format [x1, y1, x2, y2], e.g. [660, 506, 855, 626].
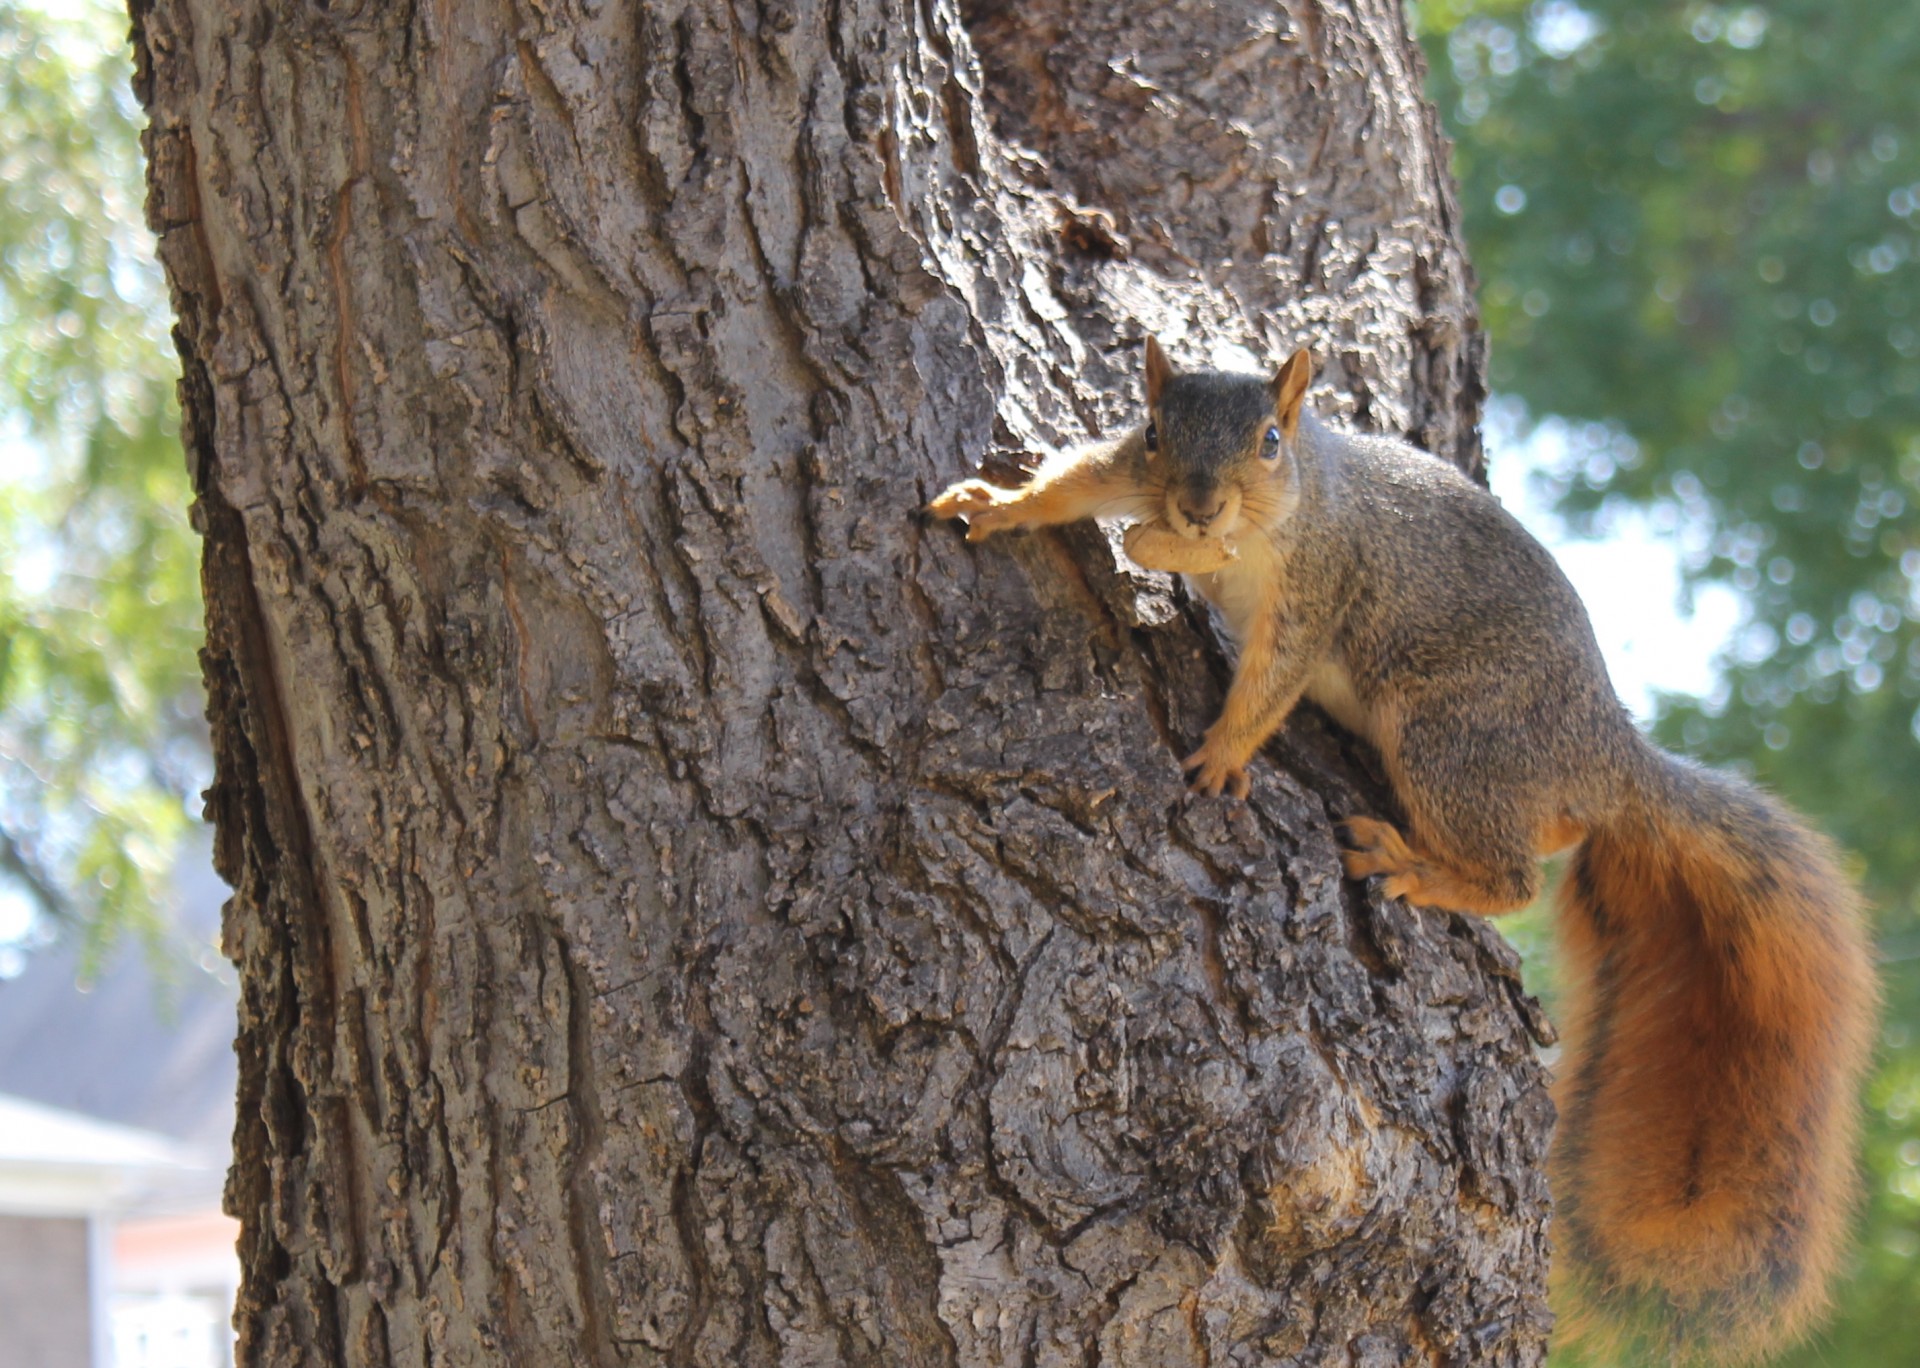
[1339, 707, 1571, 916]
[1338, 816, 1540, 916]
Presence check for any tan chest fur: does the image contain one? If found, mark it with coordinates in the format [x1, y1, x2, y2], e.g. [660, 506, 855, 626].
[1190, 533, 1378, 745]
[1189, 531, 1281, 643]
[1303, 657, 1375, 743]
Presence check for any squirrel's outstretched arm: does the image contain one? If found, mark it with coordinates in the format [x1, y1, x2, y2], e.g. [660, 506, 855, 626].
[927, 433, 1150, 541]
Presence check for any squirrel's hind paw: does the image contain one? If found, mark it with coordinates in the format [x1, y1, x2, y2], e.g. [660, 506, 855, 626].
[1338, 816, 1535, 915]
[1337, 816, 1416, 880]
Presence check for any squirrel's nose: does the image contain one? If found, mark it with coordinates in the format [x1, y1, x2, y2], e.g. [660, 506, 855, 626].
[1178, 489, 1227, 528]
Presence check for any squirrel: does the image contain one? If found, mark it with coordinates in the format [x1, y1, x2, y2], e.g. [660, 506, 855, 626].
[927, 336, 1878, 1364]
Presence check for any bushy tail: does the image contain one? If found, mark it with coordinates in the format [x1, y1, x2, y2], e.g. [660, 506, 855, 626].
[1551, 753, 1877, 1364]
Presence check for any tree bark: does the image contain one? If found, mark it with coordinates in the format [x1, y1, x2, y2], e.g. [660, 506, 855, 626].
[134, 1, 1549, 1364]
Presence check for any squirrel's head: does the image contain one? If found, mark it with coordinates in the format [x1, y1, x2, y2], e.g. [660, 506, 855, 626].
[1141, 336, 1313, 540]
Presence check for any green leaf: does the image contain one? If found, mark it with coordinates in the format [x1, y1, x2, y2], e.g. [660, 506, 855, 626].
[0, 0, 205, 968]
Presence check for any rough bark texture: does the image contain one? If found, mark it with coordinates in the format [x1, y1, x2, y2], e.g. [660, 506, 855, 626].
[134, 1, 1549, 1364]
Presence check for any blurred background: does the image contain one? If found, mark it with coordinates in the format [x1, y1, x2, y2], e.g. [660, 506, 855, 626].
[1, 1, 236, 1366]
[0, 1, 1913, 1365]
[1422, 3, 1920, 1362]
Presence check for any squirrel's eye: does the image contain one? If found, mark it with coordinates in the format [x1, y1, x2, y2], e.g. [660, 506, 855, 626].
[1262, 426, 1281, 459]
[1144, 421, 1159, 453]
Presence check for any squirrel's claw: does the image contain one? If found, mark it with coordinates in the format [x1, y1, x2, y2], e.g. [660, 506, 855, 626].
[929, 478, 1023, 541]
[926, 478, 996, 517]
[1338, 816, 1419, 888]
[1182, 742, 1251, 801]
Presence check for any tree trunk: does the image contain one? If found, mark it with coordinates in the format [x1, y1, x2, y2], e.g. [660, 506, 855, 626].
[134, 1, 1550, 1364]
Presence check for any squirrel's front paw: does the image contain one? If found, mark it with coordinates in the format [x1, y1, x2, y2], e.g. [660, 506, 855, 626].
[1182, 736, 1252, 800]
[927, 478, 1026, 542]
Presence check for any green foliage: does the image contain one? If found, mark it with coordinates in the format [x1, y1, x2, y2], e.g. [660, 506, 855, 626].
[1421, 2, 1920, 1361]
[0, 0, 202, 973]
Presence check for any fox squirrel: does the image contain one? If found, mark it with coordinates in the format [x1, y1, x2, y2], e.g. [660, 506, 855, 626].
[927, 337, 1879, 1364]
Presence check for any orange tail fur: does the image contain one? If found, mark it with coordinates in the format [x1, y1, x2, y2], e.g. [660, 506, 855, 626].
[1552, 755, 1877, 1364]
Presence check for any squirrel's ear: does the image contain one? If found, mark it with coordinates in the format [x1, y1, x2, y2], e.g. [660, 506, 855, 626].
[1271, 348, 1313, 437]
[1144, 335, 1172, 408]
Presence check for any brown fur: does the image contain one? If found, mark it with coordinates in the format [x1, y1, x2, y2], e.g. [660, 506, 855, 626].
[926, 338, 1880, 1363]
[1551, 763, 1877, 1362]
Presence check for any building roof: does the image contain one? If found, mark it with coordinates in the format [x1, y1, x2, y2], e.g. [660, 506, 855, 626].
[0, 1090, 192, 1215]
[0, 1092, 185, 1168]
